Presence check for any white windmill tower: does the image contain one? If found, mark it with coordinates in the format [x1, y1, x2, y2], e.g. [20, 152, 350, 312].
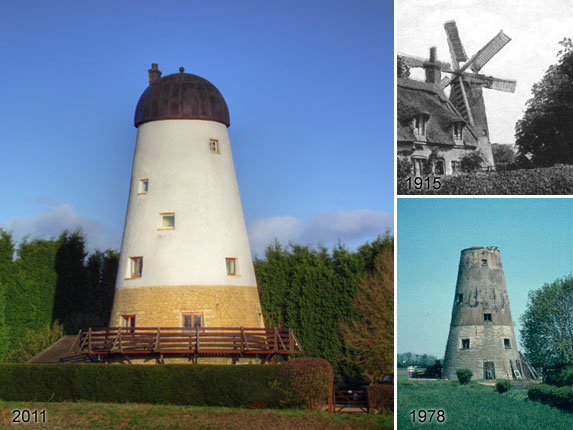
[109, 64, 264, 332]
[399, 21, 517, 169]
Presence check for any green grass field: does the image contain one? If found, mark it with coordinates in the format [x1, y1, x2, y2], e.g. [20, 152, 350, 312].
[0, 401, 393, 430]
[397, 375, 571, 429]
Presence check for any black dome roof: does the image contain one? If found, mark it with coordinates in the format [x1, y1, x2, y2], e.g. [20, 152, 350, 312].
[134, 69, 230, 128]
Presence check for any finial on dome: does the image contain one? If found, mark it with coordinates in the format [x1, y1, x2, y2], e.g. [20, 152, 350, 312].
[179, 67, 185, 73]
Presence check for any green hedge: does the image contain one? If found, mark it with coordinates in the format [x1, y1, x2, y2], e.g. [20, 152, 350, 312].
[544, 366, 573, 387]
[397, 165, 573, 195]
[495, 380, 512, 394]
[528, 384, 573, 412]
[368, 384, 392, 413]
[456, 369, 472, 384]
[0, 360, 333, 408]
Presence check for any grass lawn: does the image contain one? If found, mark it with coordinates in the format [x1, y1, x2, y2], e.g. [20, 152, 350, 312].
[398, 376, 571, 429]
[0, 401, 393, 430]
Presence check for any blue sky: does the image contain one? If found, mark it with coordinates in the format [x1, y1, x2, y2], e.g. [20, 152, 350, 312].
[0, 0, 393, 257]
[397, 198, 573, 357]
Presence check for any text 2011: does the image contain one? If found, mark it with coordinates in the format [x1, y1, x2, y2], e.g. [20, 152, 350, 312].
[405, 176, 441, 190]
[12, 409, 47, 424]
[409, 409, 446, 423]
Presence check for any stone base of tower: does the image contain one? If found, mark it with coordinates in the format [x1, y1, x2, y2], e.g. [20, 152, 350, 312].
[443, 325, 521, 380]
[110, 285, 264, 328]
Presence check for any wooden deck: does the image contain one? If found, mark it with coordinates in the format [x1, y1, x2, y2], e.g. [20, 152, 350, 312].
[62, 326, 303, 363]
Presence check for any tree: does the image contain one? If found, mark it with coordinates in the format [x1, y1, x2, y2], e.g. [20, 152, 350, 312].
[515, 38, 573, 166]
[491, 144, 516, 170]
[460, 150, 484, 173]
[520, 275, 573, 368]
[340, 246, 393, 383]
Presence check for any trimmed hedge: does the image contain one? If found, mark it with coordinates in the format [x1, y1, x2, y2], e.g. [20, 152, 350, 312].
[495, 380, 511, 394]
[282, 358, 333, 410]
[456, 369, 472, 385]
[368, 384, 392, 413]
[0, 360, 333, 409]
[397, 165, 573, 195]
[528, 384, 573, 412]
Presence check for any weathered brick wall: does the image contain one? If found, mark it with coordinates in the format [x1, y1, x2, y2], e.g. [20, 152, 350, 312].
[109, 285, 264, 328]
[443, 324, 520, 379]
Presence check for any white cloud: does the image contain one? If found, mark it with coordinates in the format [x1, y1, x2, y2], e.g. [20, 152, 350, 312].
[1, 203, 121, 252]
[247, 210, 393, 258]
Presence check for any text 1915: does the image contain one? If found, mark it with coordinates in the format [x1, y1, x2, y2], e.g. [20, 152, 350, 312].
[405, 176, 441, 190]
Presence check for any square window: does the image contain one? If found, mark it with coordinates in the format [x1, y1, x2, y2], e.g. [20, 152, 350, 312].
[461, 339, 470, 349]
[209, 139, 219, 153]
[139, 179, 149, 194]
[122, 315, 135, 328]
[504, 338, 511, 349]
[452, 160, 461, 174]
[482, 259, 487, 267]
[484, 313, 492, 322]
[183, 312, 203, 328]
[160, 213, 175, 229]
[226, 258, 237, 275]
[129, 256, 143, 278]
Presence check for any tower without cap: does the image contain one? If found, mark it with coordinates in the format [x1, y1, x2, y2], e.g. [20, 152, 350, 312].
[109, 64, 264, 330]
[443, 247, 521, 380]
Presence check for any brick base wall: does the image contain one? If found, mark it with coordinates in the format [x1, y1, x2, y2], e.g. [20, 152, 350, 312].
[109, 285, 264, 328]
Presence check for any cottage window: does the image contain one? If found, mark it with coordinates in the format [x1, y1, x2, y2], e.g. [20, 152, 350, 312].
[453, 122, 464, 140]
[504, 338, 511, 349]
[451, 160, 461, 174]
[461, 339, 470, 349]
[435, 159, 445, 175]
[412, 157, 427, 177]
[129, 256, 143, 278]
[484, 313, 492, 322]
[413, 115, 428, 137]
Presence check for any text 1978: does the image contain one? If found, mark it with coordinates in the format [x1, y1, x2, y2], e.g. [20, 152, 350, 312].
[409, 409, 446, 423]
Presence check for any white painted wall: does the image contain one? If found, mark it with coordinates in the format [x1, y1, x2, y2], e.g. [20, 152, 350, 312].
[115, 119, 257, 289]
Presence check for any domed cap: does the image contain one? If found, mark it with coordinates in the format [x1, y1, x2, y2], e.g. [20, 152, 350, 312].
[134, 64, 230, 128]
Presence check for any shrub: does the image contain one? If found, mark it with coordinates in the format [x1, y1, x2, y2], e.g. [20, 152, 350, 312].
[397, 158, 412, 179]
[456, 369, 473, 385]
[280, 358, 333, 410]
[528, 383, 573, 412]
[495, 380, 512, 393]
[368, 384, 392, 413]
[4, 321, 65, 363]
[544, 366, 573, 387]
[460, 151, 484, 173]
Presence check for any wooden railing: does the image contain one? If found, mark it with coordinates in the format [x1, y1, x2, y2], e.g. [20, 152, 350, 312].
[70, 326, 303, 357]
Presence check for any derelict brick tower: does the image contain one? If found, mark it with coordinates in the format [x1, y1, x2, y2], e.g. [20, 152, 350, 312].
[443, 247, 520, 380]
[109, 64, 264, 330]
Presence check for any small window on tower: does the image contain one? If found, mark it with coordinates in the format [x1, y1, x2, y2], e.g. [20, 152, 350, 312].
[462, 339, 470, 349]
[138, 179, 149, 194]
[457, 294, 463, 304]
[160, 213, 175, 229]
[129, 256, 143, 278]
[504, 338, 511, 349]
[484, 313, 492, 322]
[209, 139, 219, 153]
[226, 258, 237, 276]
[482, 259, 487, 267]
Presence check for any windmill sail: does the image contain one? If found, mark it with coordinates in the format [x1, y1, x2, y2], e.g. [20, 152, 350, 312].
[464, 73, 516, 92]
[397, 54, 452, 71]
[468, 31, 511, 73]
[444, 21, 468, 63]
